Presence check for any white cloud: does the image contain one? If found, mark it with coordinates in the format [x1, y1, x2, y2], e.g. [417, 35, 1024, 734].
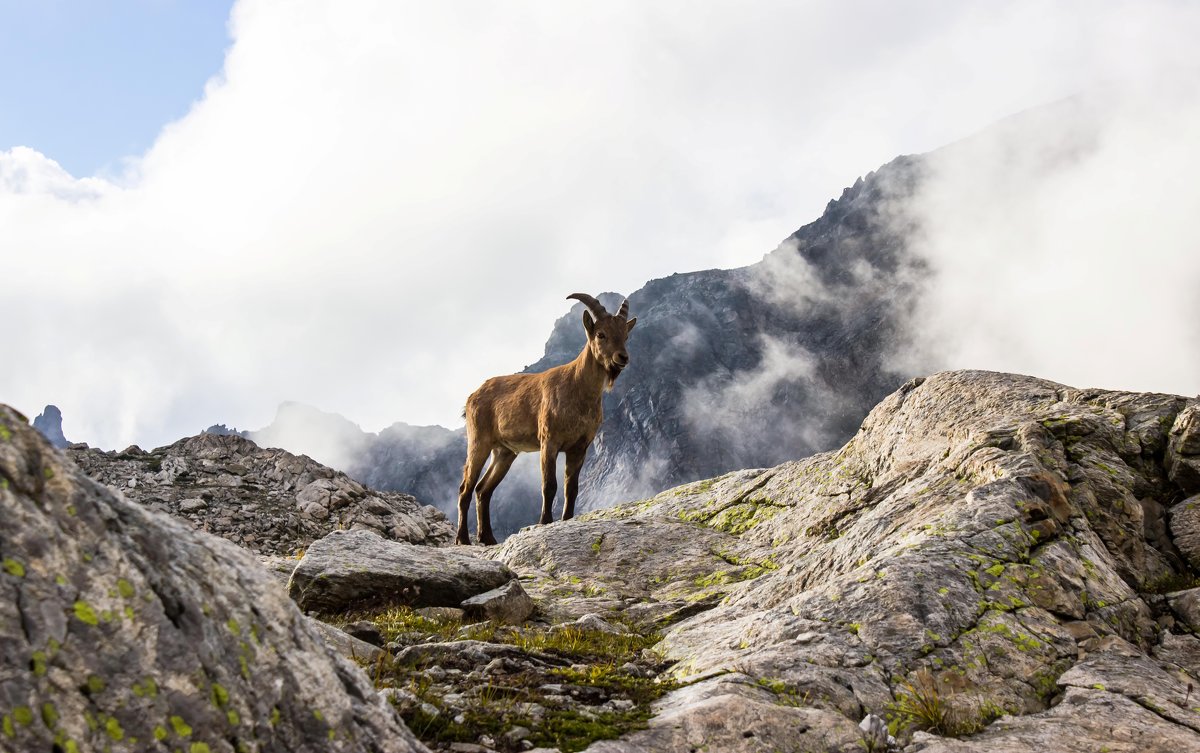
[3, 0, 1199, 449]
[0, 147, 114, 200]
[897, 85, 1200, 397]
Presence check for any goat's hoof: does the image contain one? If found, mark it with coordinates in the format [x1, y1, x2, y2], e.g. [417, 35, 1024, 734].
[480, 534, 498, 546]
[455, 535, 472, 546]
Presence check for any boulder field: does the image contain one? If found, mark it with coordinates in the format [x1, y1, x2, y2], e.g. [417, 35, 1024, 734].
[67, 432, 454, 558]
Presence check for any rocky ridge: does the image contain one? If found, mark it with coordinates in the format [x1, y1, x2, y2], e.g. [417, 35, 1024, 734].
[468, 370, 1200, 751]
[12, 370, 1200, 751]
[0, 404, 428, 753]
[67, 432, 453, 557]
[281, 370, 1200, 752]
[513, 371, 1190, 753]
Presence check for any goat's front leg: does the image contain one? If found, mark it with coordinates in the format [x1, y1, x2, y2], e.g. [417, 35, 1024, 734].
[538, 445, 557, 525]
[563, 446, 588, 521]
[457, 441, 489, 545]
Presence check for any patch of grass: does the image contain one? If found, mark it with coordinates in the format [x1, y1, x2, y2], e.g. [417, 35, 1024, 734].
[549, 663, 667, 706]
[890, 671, 955, 735]
[343, 606, 476, 644]
[511, 625, 660, 662]
[382, 643, 671, 752]
[531, 707, 653, 752]
[888, 669, 997, 738]
[347, 603, 676, 753]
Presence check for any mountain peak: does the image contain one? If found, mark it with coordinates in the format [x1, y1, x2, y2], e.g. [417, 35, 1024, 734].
[32, 404, 69, 448]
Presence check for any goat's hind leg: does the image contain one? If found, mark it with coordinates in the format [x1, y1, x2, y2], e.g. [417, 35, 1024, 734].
[456, 441, 490, 545]
[475, 447, 516, 546]
[538, 445, 558, 525]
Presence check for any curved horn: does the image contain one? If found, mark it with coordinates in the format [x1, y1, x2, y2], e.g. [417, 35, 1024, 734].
[616, 299, 629, 320]
[566, 293, 609, 320]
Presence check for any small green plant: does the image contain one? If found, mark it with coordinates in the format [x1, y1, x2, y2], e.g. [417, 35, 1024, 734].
[889, 669, 997, 738]
[891, 670, 955, 736]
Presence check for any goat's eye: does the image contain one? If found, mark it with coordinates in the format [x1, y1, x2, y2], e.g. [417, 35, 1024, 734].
[597, 332, 607, 340]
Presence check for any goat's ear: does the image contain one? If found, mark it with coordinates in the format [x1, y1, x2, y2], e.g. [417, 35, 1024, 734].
[582, 311, 595, 338]
[625, 317, 637, 333]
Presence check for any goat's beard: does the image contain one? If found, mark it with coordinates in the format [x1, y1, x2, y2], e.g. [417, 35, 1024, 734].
[605, 363, 624, 390]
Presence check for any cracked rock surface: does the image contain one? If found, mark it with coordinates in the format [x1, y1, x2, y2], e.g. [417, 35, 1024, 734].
[0, 405, 428, 753]
[484, 370, 1200, 751]
[68, 432, 453, 557]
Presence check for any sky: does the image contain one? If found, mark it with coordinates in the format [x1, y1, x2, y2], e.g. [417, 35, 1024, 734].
[0, 0, 234, 178]
[2, 0, 1199, 450]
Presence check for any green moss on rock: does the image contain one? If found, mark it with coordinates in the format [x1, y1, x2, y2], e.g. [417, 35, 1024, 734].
[72, 601, 99, 626]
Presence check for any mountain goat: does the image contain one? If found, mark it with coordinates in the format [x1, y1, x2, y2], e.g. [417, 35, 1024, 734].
[456, 293, 637, 545]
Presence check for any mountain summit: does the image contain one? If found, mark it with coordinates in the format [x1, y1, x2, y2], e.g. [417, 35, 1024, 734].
[32, 404, 69, 448]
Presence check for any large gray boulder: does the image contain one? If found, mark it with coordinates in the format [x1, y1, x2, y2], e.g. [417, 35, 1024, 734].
[0, 405, 427, 753]
[287, 529, 516, 614]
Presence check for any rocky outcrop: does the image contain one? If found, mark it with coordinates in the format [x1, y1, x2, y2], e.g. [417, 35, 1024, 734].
[69, 432, 453, 556]
[287, 529, 516, 614]
[0, 404, 427, 752]
[483, 371, 1200, 751]
[1170, 495, 1200, 570]
[32, 404, 69, 448]
[1167, 404, 1200, 493]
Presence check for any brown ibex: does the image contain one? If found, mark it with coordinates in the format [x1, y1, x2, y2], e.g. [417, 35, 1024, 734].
[456, 293, 637, 545]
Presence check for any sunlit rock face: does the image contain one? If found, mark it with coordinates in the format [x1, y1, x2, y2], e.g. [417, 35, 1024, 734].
[0, 404, 429, 753]
[486, 371, 1200, 752]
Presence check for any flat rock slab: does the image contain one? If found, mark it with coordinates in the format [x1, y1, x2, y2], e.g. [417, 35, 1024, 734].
[288, 528, 516, 613]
